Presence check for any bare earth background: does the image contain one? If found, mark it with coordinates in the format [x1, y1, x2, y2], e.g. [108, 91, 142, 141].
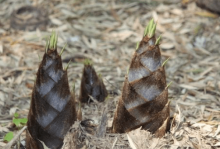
[0, 0, 220, 148]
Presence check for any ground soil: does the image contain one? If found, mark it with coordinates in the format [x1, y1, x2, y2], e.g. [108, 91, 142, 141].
[0, 0, 220, 148]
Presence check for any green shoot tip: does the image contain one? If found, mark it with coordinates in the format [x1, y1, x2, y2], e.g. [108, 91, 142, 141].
[136, 42, 140, 50]
[162, 57, 170, 67]
[144, 18, 153, 36]
[127, 67, 129, 74]
[155, 35, 161, 45]
[60, 43, 67, 56]
[84, 59, 92, 65]
[144, 18, 157, 38]
[166, 82, 172, 89]
[49, 31, 58, 50]
[65, 60, 71, 70]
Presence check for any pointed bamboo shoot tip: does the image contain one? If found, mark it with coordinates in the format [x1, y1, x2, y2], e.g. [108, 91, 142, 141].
[49, 31, 57, 49]
[155, 35, 161, 45]
[144, 24, 150, 36]
[136, 42, 140, 50]
[166, 81, 172, 89]
[54, 33, 58, 49]
[84, 59, 92, 65]
[148, 21, 157, 38]
[162, 57, 170, 67]
[60, 43, 67, 56]
[65, 60, 71, 70]
[144, 18, 154, 36]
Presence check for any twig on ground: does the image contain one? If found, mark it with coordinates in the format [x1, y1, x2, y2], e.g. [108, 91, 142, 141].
[3, 126, 27, 149]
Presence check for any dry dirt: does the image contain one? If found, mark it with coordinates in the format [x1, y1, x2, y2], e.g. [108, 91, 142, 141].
[0, 0, 220, 148]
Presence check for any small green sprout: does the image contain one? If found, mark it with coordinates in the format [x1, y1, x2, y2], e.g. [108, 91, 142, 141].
[162, 57, 170, 67]
[59, 43, 67, 56]
[144, 18, 153, 36]
[127, 67, 129, 74]
[12, 113, 28, 127]
[3, 113, 27, 143]
[155, 35, 161, 45]
[49, 31, 58, 49]
[14, 113, 19, 118]
[4, 132, 13, 142]
[65, 60, 71, 70]
[13, 118, 28, 127]
[166, 81, 172, 89]
[144, 18, 157, 38]
[136, 42, 140, 50]
[84, 59, 92, 65]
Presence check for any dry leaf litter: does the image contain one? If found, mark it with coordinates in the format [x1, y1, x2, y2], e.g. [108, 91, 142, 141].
[0, 0, 220, 148]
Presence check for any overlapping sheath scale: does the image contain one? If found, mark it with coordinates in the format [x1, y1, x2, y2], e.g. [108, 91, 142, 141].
[26, 47, 76, 149]
[112, 34, 170, 138]
[79, 63, 108, 103]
